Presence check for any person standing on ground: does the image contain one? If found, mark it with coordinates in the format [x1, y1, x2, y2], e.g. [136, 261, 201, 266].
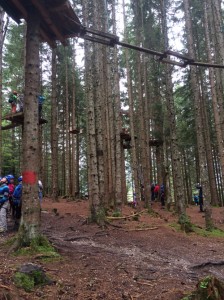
[6, 174, 15, 215]
[193, 193, 199, 206]
[12, 176, 23, 229]
[0, 177, 10, 233]
[154, 183, 160, 200]
[196, 183, 203, 212]
[160, 184, 165, 207]
[151, 183, 155, 202]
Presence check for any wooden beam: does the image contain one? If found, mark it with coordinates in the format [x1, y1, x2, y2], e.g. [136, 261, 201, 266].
[8, 0, 56, 48]
[40, 29, 57, 48]
[10, 0, 27, 19]
[30, 0, 68, 46]
[49, 2, 68, 12]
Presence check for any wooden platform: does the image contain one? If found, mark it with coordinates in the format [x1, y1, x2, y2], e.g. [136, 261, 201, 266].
[69, 127, 81, 134]
[0, 0, 81, 47]
[149, 139, 163, 146]
[123, 143, 132, 149]
[1, 112, 47, 130]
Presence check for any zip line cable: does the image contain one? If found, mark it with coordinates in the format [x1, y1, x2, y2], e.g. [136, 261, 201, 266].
[64, 14, 224, 69]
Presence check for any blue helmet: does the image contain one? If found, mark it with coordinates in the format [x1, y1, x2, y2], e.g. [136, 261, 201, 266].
[6, 174, 14, 183]
[18, 176, 22, 182]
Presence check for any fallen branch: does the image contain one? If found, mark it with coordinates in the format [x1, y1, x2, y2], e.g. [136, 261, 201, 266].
[0, 284, 12, 291]
[127, 227, 159, 232]
[106, 209, 148, 220]
[192, 260, 224, 269]
[137, 281, 154, 287]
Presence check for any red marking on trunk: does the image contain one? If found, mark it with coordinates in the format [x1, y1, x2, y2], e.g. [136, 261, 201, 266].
[22, 171, 37, 185]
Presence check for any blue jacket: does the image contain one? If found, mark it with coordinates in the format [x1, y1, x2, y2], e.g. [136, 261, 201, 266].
[13, 183, 22, 200]
[38, 95, 45, 105]
[0, 184, 9, 204]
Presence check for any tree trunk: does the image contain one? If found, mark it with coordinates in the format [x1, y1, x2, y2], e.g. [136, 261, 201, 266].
[162, 0, 187, 219]
[122, 0, 140, 205]
[65, 48, 70, 197]
[204, 0, 224, 205]
[19, 9, 41, 244]
[83, 0, 101, 222]
[71, 43, 77, 198]
[51, 48, 58, 201]
[183, 0, 213, 230]
[133, 1, 151, 208]
[0, 9, 8, 175]
[112, 0, 123, 209]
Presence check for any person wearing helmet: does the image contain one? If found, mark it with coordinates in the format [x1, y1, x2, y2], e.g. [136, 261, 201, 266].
[0, 177, 10, 233]
[6, 174, 15, 217]
[38, 179, 43, 203]
[8, 91, 18, 113]
[37, 95, 45, 118]
[12, 176, 23, 229]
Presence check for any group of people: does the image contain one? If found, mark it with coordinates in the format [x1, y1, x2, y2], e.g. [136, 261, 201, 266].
[151, 183, 165, 207]
[8, 91, 45, 116]
[0, 174, 43, 233]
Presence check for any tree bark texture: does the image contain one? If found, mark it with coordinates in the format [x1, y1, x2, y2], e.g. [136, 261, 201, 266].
[19, 9, 41, 243]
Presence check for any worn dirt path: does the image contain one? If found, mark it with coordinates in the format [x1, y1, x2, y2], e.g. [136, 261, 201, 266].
[0, 199, 224, 300]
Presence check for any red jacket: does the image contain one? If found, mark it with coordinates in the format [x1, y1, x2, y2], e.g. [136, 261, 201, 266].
[154, 185, 160, 193]
[8, 183, 15, 196]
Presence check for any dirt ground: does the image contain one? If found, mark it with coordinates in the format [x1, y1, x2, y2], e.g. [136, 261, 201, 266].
[0, 199, 224, 300]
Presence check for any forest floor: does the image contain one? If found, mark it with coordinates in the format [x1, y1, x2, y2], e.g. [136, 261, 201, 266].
[1, 199, 224, 300]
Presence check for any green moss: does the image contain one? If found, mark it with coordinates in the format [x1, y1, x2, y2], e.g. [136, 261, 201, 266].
[3, 236, 17, 247]
[89, 206, 106, 226]
[14, 269, 49, 292]
[170, 222, 224, 238]
[181, 276, 224, 300]
[192, 226, 224, 238]
[14, 272, 34, 292]
[112, 210, 122, 218]
[132, 215, 139, 221]
[170, 222, 181, 231]
[178, 214, 193, 233]
[147, 209, 160, 218]
[15, 235, 60, 258]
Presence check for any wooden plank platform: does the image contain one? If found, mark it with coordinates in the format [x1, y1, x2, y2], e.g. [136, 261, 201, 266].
[0, 0, 81, 47]
[149, 139, 163, 146]
[69, 128, 80, 134]
[1, 112, 47, 130]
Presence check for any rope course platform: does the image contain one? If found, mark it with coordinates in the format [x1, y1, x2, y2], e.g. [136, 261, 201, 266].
[69, 128, 82, 134]
[0, 0, 81, 47]
[120, 130, 131, 141]
[1, 112, 47, 131]
[149, 139, 163, 147]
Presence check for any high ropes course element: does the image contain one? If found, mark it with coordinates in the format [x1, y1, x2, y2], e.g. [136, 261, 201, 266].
[76, 25, 224, 69]
[1, 0, 224, 70]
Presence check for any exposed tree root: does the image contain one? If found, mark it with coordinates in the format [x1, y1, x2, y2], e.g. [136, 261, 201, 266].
[106, 209, 148, 220]
[127, 227, 159, 232]
[191, 260, 224, 269]
[0, 284, 12, 291]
